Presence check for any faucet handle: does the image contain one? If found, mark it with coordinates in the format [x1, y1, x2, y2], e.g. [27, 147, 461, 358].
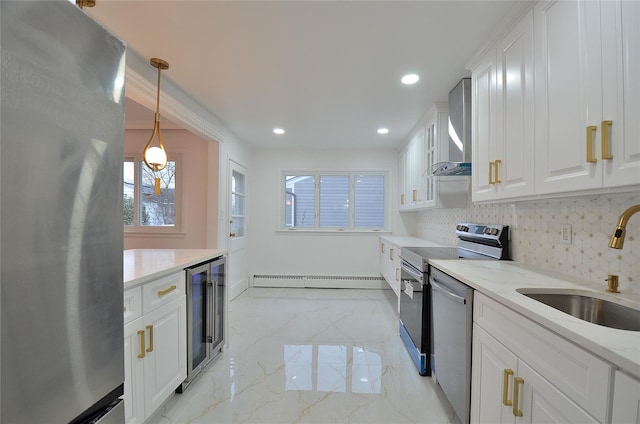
[605, 274, 620, 293]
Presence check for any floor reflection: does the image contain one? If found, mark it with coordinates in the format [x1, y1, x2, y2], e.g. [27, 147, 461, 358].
[284, 344, 382, 394]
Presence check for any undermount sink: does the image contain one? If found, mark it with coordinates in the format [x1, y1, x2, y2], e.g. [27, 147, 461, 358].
[516, 288, 640, 331]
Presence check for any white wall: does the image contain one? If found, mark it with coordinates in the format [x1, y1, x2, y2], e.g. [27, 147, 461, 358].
[248, 148, 411, 281]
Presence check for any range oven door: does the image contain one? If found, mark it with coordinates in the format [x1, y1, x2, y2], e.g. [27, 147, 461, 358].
[399, 260, 431, 375]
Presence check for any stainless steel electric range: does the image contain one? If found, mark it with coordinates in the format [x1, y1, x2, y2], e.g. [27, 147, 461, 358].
[398, 223, 510, 376]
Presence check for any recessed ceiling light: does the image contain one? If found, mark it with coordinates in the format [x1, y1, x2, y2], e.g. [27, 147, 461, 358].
[273, 128, 285, 135]
[401, 74, 419, 85]
[377, 128, 389, 134]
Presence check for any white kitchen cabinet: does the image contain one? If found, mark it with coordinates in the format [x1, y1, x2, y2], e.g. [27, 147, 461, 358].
[379, 237, 401, 300]
[399, 128, 425, 210]
[400, 103, 467, 210]
[471, 293, 612, 423]
[472, 9, 534, 202]
[534, 0, 640, 194]
[612, 370, 640, 423]
[123, 272, 187, 424]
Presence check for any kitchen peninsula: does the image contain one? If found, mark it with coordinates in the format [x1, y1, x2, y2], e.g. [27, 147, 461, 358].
[123, 248, 226, 423]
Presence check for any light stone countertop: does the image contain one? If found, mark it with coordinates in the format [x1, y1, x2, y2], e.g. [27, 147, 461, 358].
[379, 235, 452, 248]
[428, 259, 640, 379]
[124, 248, 226, 289]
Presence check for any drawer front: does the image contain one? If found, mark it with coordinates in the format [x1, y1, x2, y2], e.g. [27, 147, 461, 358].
[123, 287, 142, 325]
[142, 272, 186, 313]
[474, 293, 612, 422]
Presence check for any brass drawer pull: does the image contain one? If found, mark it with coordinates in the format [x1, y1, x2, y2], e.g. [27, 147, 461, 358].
[494, 160, 502, 184]
[157, 285, 177, 297]
[137, 330, 145, 359]
[586, 125, 597, 163]
[601, 120, 613, 160]
[146, 325, 154, 353]
[513, 376, 524, 417]
[502, 368, 514, 406]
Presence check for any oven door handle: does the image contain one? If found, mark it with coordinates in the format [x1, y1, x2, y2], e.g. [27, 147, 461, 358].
[431, 280, 466, 304]
[401, 261, 424, 283]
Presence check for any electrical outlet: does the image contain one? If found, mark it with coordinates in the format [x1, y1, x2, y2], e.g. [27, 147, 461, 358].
[561, 223, 572, 245]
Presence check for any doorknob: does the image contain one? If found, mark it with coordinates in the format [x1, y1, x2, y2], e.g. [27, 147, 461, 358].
[229, 233, 236, 237]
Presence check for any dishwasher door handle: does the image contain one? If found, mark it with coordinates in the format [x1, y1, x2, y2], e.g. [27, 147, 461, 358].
[431, 280, 466, 304]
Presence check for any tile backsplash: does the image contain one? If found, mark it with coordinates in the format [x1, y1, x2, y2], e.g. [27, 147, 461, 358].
[414, 193, 640, 294]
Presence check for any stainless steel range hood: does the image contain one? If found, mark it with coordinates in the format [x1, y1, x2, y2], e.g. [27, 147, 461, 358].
[431, 78, 471, 176]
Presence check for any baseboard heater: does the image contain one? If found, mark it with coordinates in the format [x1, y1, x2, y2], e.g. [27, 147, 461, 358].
[252, 274, 387, 289]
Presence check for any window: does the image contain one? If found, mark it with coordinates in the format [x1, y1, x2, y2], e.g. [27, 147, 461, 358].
[124, 155, 179, 230]
[282, 171, 387, 231]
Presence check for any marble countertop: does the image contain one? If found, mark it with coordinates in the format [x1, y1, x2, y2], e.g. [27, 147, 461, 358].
[380, 235, 452, 248]
[429, 259, 640, 379]
[124, 249, 226, 289]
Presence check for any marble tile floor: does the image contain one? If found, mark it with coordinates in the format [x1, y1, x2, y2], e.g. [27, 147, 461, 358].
[151, 287, 461, 424]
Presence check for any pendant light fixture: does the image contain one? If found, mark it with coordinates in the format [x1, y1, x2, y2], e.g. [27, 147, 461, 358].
[143, 57, 169, 195]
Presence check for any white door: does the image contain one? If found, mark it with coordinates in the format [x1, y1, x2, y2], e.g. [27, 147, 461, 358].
[228, 160, 248, 299]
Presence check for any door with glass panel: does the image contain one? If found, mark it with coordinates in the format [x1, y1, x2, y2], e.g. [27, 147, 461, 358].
[228, 160, 248, 299]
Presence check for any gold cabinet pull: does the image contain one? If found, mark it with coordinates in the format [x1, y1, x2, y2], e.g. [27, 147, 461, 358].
[502, 369, 514, 406]
[137, 330, 145, 359]
[157, 285, 177, 297]
[494, 160, 502, 184]
[513, 376, 524, 417]
[381, 242, 385, 254]
[400, 194, 405, 205]
[586, 125, 597, 163]
[146, 325, 154, 353]
[412, 189, 417, 202]
[395, 268, 400, 281]
[389, 248, 394, 261]
[489, 161, 494, 184]
[601, 120, 613, 160]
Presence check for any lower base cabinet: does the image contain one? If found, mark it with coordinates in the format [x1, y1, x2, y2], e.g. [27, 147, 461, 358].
[471, 293, 611, 423]
[123, 272, 187, 424]
[612, 371, 640, 423]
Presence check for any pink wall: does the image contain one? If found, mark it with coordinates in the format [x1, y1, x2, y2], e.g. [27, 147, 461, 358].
[124, 129, 218, 249]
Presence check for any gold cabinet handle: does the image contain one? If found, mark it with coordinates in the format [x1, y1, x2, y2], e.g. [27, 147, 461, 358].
[400, 194, 405, 205]
[412, 189, 417, 202]
[489, 161, 496, 184]
[381, 242, 385, 254]
[395, 268, 400, 281]
[601, 120, 613, 160]
[389, 248, 394, 261]
[137, 330, 145, 359]
[146, 325, 154, 353]
[502, 369, 514, 406]
[494, 160, 502, 184]
[586, 125, 598, 163]
[157, 285, 177, 297]
[513, 376, 524, 417]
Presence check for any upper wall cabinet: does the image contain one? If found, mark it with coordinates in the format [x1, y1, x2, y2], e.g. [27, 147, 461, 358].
[472, 10, 535, 202]
[471, 0, 639, 202]
[534, 0, 640, 193]
[400, 103, 468, 211]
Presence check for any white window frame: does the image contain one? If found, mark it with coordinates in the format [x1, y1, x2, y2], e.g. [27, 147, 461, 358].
[278, 170, 390, 233]
[124, 153, 183, 235]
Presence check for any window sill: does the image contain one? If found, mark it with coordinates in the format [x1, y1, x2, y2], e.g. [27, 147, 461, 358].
[276, 229, 391, 235]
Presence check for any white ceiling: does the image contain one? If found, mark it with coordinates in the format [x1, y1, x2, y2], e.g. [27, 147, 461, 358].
[87, 1, 518, 150]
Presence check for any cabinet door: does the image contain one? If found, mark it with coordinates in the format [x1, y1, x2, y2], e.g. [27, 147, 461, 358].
[143, 296, 186, 415]
[123, 318, 145, 424]
[423, 120, 437, 208]
[399, 146, 409, 209]
[495, 10, 535, 199]
[472, 51, 498, 201]
[612, 370, 640, 423]
[517, 361, 599, 424]
[602, 0, 640, 188]
[471, 324, 517, 424]
[534, 0, 603, 194]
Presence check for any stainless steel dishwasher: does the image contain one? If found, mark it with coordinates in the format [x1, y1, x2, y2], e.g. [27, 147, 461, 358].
[430, 266, 474, 424]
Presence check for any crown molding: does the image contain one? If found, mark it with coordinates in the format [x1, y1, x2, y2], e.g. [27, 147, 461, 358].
[125, 67, 227, 143]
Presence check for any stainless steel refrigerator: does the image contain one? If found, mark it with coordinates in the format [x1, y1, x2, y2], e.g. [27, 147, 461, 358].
[1, 1, 126, 422]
